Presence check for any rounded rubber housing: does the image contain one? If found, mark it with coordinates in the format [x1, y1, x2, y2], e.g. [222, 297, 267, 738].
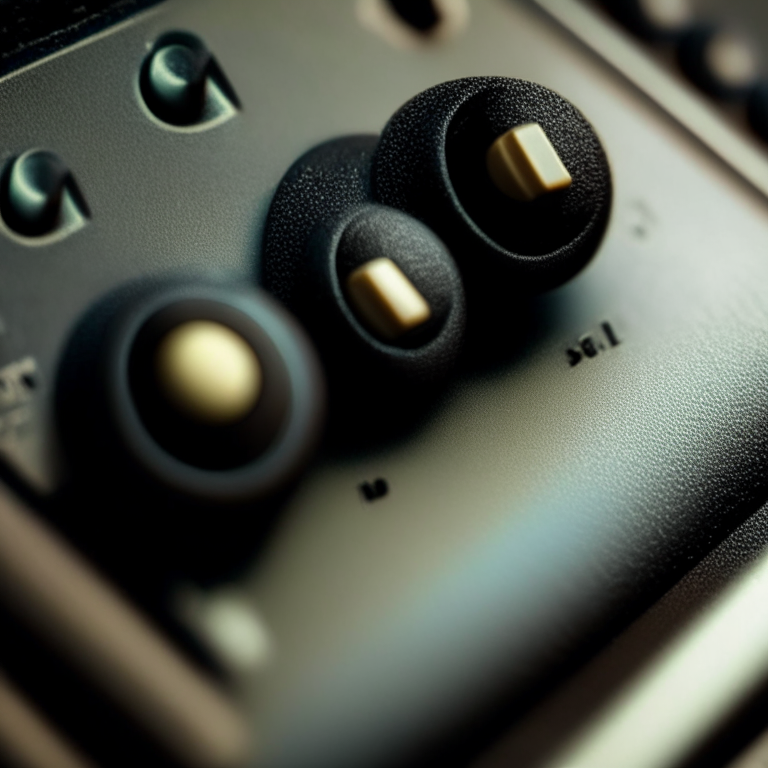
[372, 77, 612, 294]
[262, 137, 466, 391]
[305, 203, 465, 385]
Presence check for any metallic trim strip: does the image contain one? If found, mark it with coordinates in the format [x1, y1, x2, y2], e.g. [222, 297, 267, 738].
[0, 486, 249, 768]
[531, 0, 768, 199]
[537, 537, 768, 768]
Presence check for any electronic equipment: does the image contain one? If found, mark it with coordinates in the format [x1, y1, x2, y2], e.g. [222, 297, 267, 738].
[3, 1, 768, 767]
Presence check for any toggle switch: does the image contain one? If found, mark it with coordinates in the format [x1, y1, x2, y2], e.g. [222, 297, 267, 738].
[143, 42, 211, 125]
[0, 150, 87, 237]
[140, 33, 240, 128]
[486, 123, 573, 202]
[345, 257, 432, 342]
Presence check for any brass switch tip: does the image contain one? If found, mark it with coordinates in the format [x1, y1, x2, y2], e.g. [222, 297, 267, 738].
[155, 320, 262, 425]
[486, 122, 572, 202]
[346, 258, 432, 341]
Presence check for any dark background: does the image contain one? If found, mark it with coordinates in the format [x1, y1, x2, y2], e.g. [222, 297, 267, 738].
[0, 0, 163, 76]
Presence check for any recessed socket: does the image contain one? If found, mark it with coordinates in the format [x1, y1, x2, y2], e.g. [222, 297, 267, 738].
[357, 0, 469, 48]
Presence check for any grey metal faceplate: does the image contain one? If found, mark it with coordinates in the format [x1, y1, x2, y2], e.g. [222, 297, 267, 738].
[4, 0, 768, 766]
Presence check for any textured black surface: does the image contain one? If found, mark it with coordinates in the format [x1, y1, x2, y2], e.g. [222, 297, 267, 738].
[335, 206, 462, 350]
[372, 77, 612, 294]
[307, 204, 465, 385]
[263, 137, 466, 395]
[262, 135, 375, 307]
[0, 0, 164, 76]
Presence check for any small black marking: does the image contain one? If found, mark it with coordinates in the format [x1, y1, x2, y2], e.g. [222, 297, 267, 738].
[21, 374, 35, 390]
[602, 321, 620, 347]
[567, 348, 582, 367]
[580, 335, 598, 358]
[359, 478, 389, 502]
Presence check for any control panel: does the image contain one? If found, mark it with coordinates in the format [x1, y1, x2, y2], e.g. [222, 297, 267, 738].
[2, 2, 768, 768]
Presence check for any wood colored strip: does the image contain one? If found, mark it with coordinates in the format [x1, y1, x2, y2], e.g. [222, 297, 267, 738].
[0, 670, 98, 768]
[0, 485, 250, 768]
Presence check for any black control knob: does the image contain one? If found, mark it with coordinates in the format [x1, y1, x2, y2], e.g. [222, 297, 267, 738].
[59, 282, 325, 506]
[1, 150, 70, 236]
[262, 134, 466, 396]
[371, 77, 612, 295]
[602, 0, 693, 41]
[678, 25, 761, 101]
